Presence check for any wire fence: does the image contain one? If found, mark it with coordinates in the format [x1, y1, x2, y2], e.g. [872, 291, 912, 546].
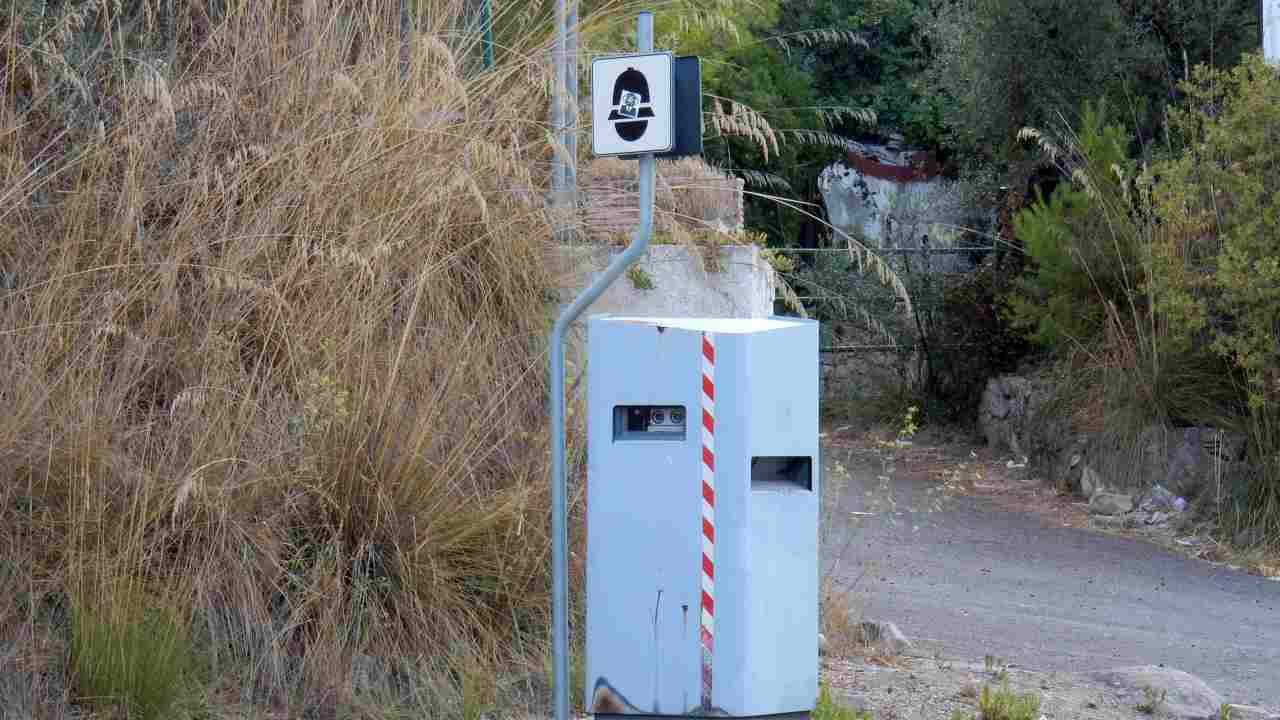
[774, 246, 998, 254]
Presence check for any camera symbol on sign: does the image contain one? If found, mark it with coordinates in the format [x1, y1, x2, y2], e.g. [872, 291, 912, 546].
[618, 90, 641, 119]
[608, 68, 654, 142]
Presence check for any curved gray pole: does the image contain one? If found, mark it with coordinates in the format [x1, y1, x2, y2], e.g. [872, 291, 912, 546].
[551, 0, 566, 238]
[550, 14, 655, 720]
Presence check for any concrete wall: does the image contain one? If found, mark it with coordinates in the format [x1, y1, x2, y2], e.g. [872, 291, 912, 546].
[820, 163, 939, 245]
[550, 244, 776, 320]
[818, 152, 982, 276]
[551, 244, 777, 395]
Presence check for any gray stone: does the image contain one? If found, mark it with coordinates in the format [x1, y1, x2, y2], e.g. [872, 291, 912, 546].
[1069, 425, 1250, 502]
[977, 375, 1047, 455]
[1086, 666, 1222, 720]
[1053, 437, 1092, 494]
[1223, 704, 1280, 720]
[1163, 426, 1248, 499]
[1093, 513, 1137, 530]
[1089, 492, 1135, 516]
[1081, 466, 1105, 499]
[857, 619, 912, 654]
[1145, 511, 1171, 526]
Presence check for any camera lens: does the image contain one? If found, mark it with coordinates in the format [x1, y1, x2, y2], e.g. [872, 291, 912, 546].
[670, 408, 685, 424]
[651, 409, 666, 425]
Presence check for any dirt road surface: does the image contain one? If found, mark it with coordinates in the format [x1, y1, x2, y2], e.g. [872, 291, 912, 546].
[822, 431, 1280, 707]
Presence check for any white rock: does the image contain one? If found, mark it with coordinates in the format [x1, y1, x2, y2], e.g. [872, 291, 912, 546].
[1081, 466, 1105, 499]
[858, 620, 912, 654]
[1224, 705, 1280, 720]
[1086, 666, 1222, 720]
[1089, 492, 1135, 516]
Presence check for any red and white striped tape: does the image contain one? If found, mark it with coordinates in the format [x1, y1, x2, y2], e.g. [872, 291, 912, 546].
[699, 332, 716, 708]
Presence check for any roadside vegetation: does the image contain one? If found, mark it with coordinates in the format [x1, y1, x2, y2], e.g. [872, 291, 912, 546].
[1, 0, 577, 716]
[1007, 55, 1280, 551]
[762, 0, 1278, 554]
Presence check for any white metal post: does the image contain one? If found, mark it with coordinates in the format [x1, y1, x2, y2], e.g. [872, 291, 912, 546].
[1266, 0, 1280, 64]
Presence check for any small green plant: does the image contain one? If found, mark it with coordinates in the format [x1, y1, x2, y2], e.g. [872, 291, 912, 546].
[761, 248, 796, 274]
[459, 661, 498, 720]
[627, 264, 656, 290]
[813, 681, 873, 720]
[978, 682, 1041, 720]
[897, 404, 920, 443]
[949, 711, 976, 720]
[69, 577, 191, 720]
[1220, 703, 1234, 720]
[1136, 685, 1167, 714]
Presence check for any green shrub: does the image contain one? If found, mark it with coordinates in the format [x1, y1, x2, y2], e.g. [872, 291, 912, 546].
[1149, 54, 1280, 406]
[978, 682, 1042, 720]
[1147, 52, 1280, 541]
[1008, 101, 1142, 351]
[69, 577, 191, 720]
[813, 682, 873, 720]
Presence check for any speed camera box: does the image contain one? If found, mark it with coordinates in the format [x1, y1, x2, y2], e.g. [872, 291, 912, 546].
[584, 316, 819, 719]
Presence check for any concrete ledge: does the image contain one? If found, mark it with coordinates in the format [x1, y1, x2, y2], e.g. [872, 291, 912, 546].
[550, 243, 776, 320]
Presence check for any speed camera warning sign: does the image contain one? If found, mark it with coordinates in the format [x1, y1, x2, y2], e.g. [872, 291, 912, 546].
[592, 52, 673, 156]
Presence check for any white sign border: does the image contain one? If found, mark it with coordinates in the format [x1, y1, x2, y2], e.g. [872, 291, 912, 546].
[591, 51, 675, 157]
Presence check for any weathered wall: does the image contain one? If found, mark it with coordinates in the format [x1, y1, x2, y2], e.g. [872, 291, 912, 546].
[819, 163, 940, 244]
[550, 244, 775, 319]
[817, 140, 946, 247]
[551, 244, 777, 395]
[581, 160, 746, 241]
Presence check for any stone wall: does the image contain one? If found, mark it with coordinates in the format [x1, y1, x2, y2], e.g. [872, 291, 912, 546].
[978, 374, 1251, 517]
[581, 162, 745, 241]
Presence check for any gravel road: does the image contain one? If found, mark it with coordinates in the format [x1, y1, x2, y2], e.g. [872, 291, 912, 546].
[823, 438, 1280, 706]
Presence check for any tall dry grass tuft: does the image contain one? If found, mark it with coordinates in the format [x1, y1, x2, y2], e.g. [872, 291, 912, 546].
[2, 0, 573, 715]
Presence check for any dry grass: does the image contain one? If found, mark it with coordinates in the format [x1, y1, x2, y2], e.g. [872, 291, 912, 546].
[0, 0, 589, 716]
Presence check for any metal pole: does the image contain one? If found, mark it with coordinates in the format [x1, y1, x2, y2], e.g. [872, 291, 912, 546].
[398, 0, 410, 81]
[551, 0, 566, 232]
[552, 0, 578, 240]
[481, 0, 494, 69]
[565, 0, 578, 213]
[1266, 0, 1280, 64]
[550, 14, 655, 720]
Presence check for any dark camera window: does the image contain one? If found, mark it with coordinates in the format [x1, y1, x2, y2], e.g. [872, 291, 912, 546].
[613, 405, 687, 441]
[751, 456, 813, 491]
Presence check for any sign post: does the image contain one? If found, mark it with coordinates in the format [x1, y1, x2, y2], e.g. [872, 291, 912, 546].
[549, 12, 701, 720]
[1267, 0, 1280, 64]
